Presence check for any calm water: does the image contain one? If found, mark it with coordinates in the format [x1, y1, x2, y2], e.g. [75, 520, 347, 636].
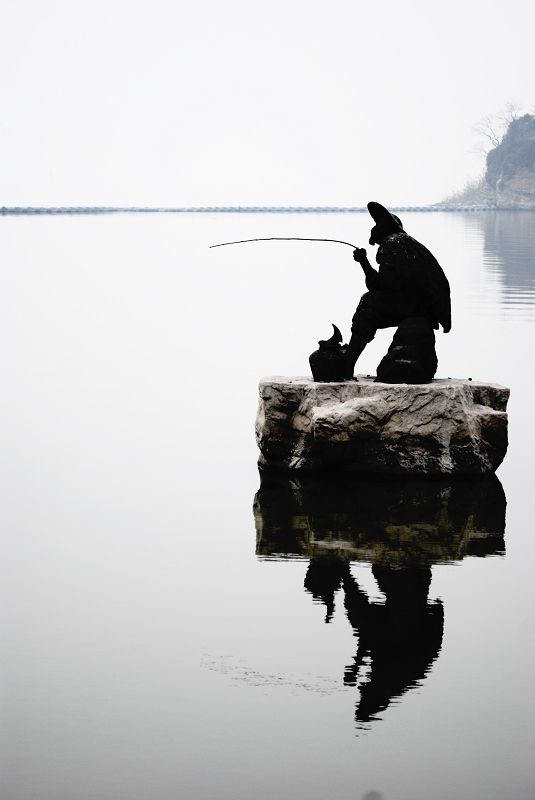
[0, 211, 534, 800]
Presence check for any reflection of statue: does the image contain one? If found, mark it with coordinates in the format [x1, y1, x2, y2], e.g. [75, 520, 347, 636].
[305, 557, 443, 723]
[347, 202, 451, 382]
[254, 472, 506, 727]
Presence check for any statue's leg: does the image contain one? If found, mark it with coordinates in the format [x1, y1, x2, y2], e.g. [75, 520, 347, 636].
[346, 291, 400, 375]
[345, 332, 369, 376]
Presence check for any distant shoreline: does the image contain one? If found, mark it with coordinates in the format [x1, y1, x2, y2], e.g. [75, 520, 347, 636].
[0, 204, 514, 216]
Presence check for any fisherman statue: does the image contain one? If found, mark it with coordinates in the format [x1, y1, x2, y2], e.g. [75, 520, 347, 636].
[310, 202, 451, 383]
[209, 201, 451, 384]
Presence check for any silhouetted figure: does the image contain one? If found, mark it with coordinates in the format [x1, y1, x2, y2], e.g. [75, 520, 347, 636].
[346, 202, 451, 378]
[342, 565, 444, 723]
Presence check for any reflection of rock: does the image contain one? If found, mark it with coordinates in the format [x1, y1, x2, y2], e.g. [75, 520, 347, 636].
[256, 377, 509, 476]
[254, 473, 506, 567]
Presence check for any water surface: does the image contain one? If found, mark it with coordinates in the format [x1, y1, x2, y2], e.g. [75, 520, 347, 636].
[0, 211, 534, 800]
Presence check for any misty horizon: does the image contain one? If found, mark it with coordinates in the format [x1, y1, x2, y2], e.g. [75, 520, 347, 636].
[2, 2, 533, 208]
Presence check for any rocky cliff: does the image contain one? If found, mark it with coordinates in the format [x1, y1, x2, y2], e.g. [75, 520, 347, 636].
[485, 114, 535, 207]
[442, 113, 535, 208]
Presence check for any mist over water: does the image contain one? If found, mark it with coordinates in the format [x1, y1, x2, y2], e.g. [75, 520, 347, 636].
[0, 211, 534, 800]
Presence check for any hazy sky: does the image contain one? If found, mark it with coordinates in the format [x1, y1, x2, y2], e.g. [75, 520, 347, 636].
[1, 0, 533, 206]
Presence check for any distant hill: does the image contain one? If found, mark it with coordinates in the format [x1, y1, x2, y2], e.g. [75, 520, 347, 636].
[443, 113, 535, 208]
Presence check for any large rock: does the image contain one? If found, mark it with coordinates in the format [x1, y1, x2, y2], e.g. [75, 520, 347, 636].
[256, 376, 509, 476]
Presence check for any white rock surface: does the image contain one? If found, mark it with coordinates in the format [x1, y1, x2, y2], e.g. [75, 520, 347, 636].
[256, 376, 509, 475]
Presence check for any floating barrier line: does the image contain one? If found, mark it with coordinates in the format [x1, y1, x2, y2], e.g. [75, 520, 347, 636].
[0, 204, 506, 215]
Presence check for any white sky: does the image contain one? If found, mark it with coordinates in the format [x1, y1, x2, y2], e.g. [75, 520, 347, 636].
[1, 0, 534, 206]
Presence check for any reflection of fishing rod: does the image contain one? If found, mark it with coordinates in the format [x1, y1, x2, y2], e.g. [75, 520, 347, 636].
[209, 237, 358, 249]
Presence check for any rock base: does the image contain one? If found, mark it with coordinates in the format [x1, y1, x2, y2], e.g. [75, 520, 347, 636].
[256, 376, 509, 476]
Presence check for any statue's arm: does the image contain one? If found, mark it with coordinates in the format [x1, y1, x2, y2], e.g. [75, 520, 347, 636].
[353, 248, 380, 290]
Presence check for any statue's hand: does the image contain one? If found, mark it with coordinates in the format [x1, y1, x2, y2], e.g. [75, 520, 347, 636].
[353, 248, 367, 265]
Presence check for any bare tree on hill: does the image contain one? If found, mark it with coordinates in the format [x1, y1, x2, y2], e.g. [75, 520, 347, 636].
[472, 102, 522, 153]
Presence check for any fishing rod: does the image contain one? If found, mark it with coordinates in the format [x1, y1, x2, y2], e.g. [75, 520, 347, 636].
[209, 236, 358, 249]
